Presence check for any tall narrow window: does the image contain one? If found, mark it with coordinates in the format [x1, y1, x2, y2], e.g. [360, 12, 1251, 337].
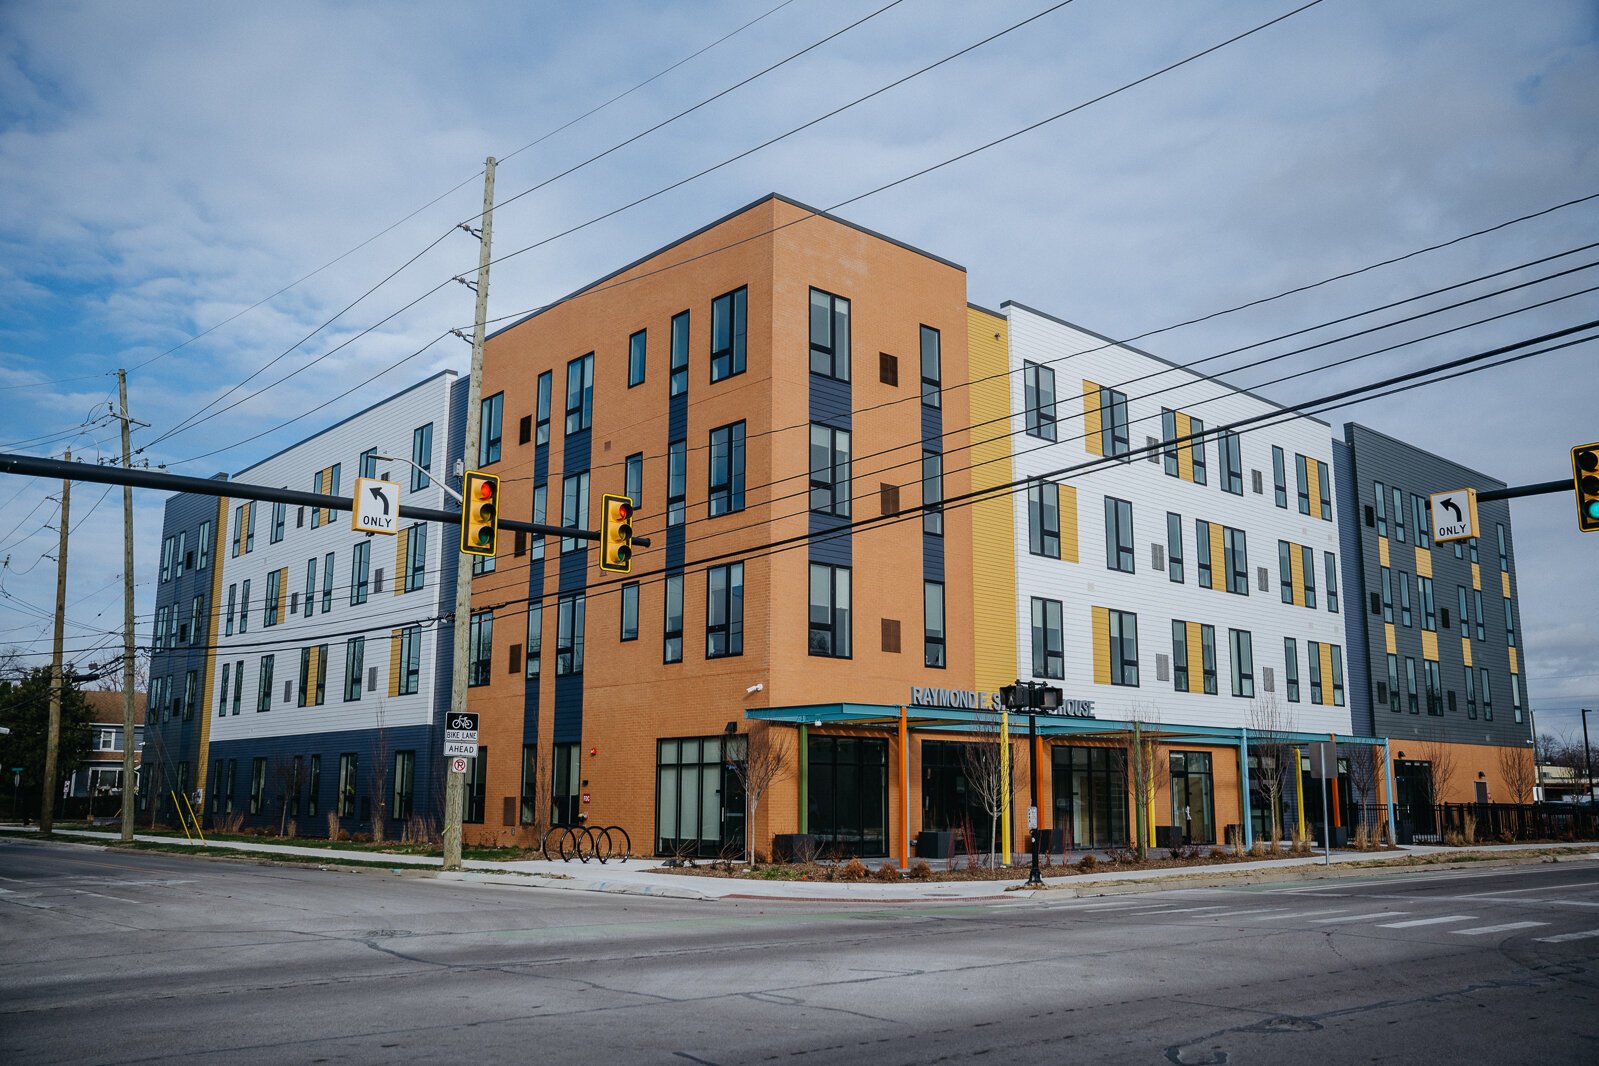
[304, 558, 316, 617]
[564, 353, 594, 434]
[398, 625, 421, 695]
[270, 502, 285, 543]
[1031, 597, 1064, 679]
[1104, 496, 1134, 573]
[1296, 453, 1310, 514]
[197, 521, 211, 570]
[809, 288, 850, 380]
[479, 392, 503, 465]
[264, 570, 281, 628]
[1028, 482, 1060, 557]
[1200, 624, 1217, 695]
[256, 655, 274, 712]
[1419, 576, 1436, 631]
[1392, 485, 1407, 542]
[1511, 673, 1524, 723]
[526, 606, 543, 678]
[1161, 409, 1179, 476]
[344, 637, 364, 701]
[619, 584, 638, 643]
[1481, 668, 1494, 720]
[218, 662, 231, 717]
[1413, 494, 1431, 548]
[1398, 571, 1412, 627]
[1406, 658, 1418, 713]
[1465, 668, 1477, 719]
[708, 422, 745, 517]
[667, 440, 686, 527]
[225, 584, 236, 636]
[1425, 659, 1442, 715]
[809, 425, 851, 516]
[321, 553, 334, 613]
[393, 751, 415, 822]
[410, 422, 432, 490]
[1107, 609, 1139, 686]
[359, 447, 379, 479]
[561, 470, 590, 553]
[710, 287, 747, 382]
[1171, 621, 1189, 691]
[468, 611, 493, 686]
[1189, 418, 1207, 484]
[1220, 431, 1243, 494]
[351, 541, 370, 605]
[670, 310, 690, 397]
[1381, 566, 1394, 622]
[1279, 541, 1295, 604]
[1504, 597, 1516, 646]
[556, 594, 585, 676]
[1497, 524, 1509, 571]
[808, 563, 851, 658]
[628, 328, 647, 388]
[1225, 528, 1249, 595]
[924, 581, 945, 669]
[337, 754, 358, 818]
[1099, 386, 1130, 457]
[529, 485, 547, 561]
[1284, 637, 1300, 702]
[1272, 446, 1287, 508]
[706, 563, 743, 659]
[1301, 544, 1316, 608]
[625, 453, 643, 509]
[1317, 463, 1332, 520]
[922, 451, 943, 536]
[535, 370, 552, 446]
[663, 574, 684, 663]
[1229, 629, 1254, 697]
[405, 523, 427, 592]
[1458, 586, 1470, 636]
[1196, 520, 1212, 588]
[1474, 589, 1486, 640]
[1024, 362, 1056, 440]
[1374, 481, 1388, 536]
[1167, 512, 1184, 583]
[1310, 643, 1326, 704]
[1386, 654, 1401, 712]
[1324, 551, 1339, 612]
[920, 325, 941, 407]
[239, 578, 250, 633]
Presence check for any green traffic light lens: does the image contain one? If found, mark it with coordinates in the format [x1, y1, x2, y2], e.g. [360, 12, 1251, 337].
[1586, 499, 1599, 521]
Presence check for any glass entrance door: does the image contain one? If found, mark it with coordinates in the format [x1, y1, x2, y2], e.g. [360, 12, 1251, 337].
[1169, 750, 1216, 844]
[1051, 745, 1129, 849]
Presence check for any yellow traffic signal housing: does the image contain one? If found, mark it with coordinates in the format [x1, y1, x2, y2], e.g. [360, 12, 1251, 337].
[600, 493, 634, 573]
[461, 470, 500, 556]
[1574, 441, 1599, 533]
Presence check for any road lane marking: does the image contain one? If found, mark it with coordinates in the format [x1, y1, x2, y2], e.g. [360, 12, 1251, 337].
[1452, 921, 1548, 936]
[1309, 911, 1408, 924]
[1199, 909, 1281, 919]
[1378, 915, 1477, 929]
[1137, 905, 1233, 915]
[1461, 880, 1599, 897]
[1535, 928, 1599, 943]
[1248, 909, 1351, 921]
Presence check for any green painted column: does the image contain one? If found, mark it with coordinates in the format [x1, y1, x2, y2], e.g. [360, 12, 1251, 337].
[798, 724, 809, 834]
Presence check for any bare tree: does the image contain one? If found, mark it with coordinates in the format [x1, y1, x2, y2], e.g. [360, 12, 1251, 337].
[1497, 745, 1536, 805]
[273, 754, 301, 837]
[959, 715, 1012, 868]
[1415, 733, 1459, 805]
[1246, 696, 1296, 847]
[1126, 706, 1169, 860]
[728, 723, 792, 866]
[369, 702, 390, 844]
[1345, 745, 1380, 833]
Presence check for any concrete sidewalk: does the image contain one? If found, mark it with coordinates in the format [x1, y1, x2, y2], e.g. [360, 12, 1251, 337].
[10, 826, 1597, 902]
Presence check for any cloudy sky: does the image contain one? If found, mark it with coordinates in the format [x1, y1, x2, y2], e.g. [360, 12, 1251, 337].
[1, 0, 1595, 735]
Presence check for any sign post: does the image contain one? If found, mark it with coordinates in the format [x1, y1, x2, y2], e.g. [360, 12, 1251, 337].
[1308, 741, 1337, 866]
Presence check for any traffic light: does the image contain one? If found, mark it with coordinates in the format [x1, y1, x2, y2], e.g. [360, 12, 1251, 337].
[1575, 441, 1599, 533]
[600, 493, 634, 573]
[460, 470, 499, 556]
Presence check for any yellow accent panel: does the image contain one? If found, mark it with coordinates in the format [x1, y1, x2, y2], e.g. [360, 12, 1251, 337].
[1378, 537, 1390, 567]
[1461, 638, 1472, 668]
[321, 468, 333, 525]
[1290, 544, 1306, 607]
[1082, 380, 1103, 456]
[1421, 629, 1438, 661]
[1307, 458, 1322, 518]
[276, 567, 288, 625]
[966, 307, 1018, 693]
[1092, 607, 1111, 685]
[1508, 646, 1519, 674]
[1175, 411, 1194, 481]
[394, 527, 409, 595]
[1186, 623, 1204, 694]
[1209, 522, 1225, 591]
[1472, 563, 1481, 591]
[389, 630, 402, 698]
[195, 495, 230, 792]
[1501, 571, 1511, 598]
[1319, 643, 1335, 706]
[1415, 548, 1432, 579]
[308, 645, 320, 703]
[1059, 484, 1079, 563]
[1385, 624, 1397, 655]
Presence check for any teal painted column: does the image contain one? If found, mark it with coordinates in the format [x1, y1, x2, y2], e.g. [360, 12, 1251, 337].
[1239, 727, 1253, 849]
[1383, 738, 1397, 843]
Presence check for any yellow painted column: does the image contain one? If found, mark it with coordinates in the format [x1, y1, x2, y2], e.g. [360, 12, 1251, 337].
[1294, 746, 1307, 837]
[1000, 708, 1012, 865]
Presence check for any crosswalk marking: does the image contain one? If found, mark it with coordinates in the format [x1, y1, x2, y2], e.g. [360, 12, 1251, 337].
[1378, 915, 1476, 929]
[1199, 909, 1281, 919]
[1534, 928, 1599, 944]
[1249, 909, 1350, 921]
[1310, 911, 1408, 924]
[1452, 921, 1548, 936]
[1137, 905, 1232, 915]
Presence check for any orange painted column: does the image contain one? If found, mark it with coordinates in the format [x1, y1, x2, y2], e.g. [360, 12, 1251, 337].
[898, 706, 910, 870]
[1034, 732, 1047, 847]
[1329, 732, 1342, 828]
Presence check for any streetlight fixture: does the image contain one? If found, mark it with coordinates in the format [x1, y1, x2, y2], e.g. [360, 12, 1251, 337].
[371, 454, 462, 504]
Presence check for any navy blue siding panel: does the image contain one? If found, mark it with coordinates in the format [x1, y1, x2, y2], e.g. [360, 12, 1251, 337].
[553, 428, 591, 745]
[523, 442, 550, 743]
[808, 514, 853, 567]
[667, 389, 688, 572]
[920, 403, 942, 445]
[1332, 440, 1372, 736]
[808, 372, 853, 572]
[809, 376, 852, 425]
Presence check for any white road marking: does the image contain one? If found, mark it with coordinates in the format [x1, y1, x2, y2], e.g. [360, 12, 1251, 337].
[1309, 911, 1408, 924]
[1248, 909, 1351, 921]
[1452, 921, 1548, 936]
[1199, 909, 1280, 919]
[1460, 880, 1599, 897]
[1534, 928, 1599, 944]
[1137, 905, 1233, 915]
[1378, 915, 1477, 929]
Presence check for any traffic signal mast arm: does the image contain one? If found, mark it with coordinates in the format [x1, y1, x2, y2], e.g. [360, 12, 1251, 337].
[0, 451, 651, 547]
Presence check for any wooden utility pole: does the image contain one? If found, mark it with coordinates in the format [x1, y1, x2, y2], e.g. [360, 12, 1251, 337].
[443, 156, 495, 871]
[40, 450, 71, 835]
[117, 370, 138, 843]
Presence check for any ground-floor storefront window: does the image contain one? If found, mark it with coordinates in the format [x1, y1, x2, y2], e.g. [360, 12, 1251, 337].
[656, 736, 745, 859]
[809, 735, 887, 858]
[1052, 745, 1128, 849]
[921, 739, 995, 853]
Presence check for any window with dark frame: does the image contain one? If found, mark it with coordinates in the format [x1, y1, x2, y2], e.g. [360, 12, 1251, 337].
[924, 580, 945, 668]
[663, 573, 684, 664]
[1028, 482, 1060, 557]
[1107, 609, 1139, 686]
[1031, 597, 1064, 679]
[670, 310, 690, 397]
[556, 593, 585, 676]
[808, 563, 851, 658]
[535, 371, 552, 446]
[710, 287, 747, 382]
[920, 325, 940, 407]
[708, 422, 745, 517]
[628, 328, 647, 388]
[809, 424, 851, 517]
[564, 353, 594, 435]
[1024, 362, 1056, 440]
[1104, 496, 1134, 573]
[809, 288, 850, 380]
[705, 563, 743, 659]
[479, 393, 503, 465]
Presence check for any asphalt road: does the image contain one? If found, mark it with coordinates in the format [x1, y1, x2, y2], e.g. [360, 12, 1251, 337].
[2, 838, 1596, 1064]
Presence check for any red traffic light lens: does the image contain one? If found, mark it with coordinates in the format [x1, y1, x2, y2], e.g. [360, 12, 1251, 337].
[1579, 449, 1599, 473]
[477, 479, 495, 499]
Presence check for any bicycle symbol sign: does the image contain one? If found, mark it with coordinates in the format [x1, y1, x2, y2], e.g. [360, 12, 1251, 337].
[444, 710, 479, 758]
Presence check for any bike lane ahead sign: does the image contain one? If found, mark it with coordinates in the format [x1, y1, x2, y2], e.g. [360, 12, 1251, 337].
[444, 711, 479, 760]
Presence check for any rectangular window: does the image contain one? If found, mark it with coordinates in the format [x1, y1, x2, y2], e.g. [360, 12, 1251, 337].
[1099, 386, 1130, 457]
[619, 583, 638, 642]
[1325, 551, 1339, 612]
[1028, 482, 1060, 558]
[176, 531, 187, 577]
[479, 391, 503, 465]
[1481, 668, 1494, 720]
[239, 578, 250, 633]
[1229, 629, 1254, 697]
[535, 370, 552, 446]
[1387, 654, 1401, 712]
[1024, 362, 1056, 440]
[1284, 637, 1301, 702]
[393, 751, 415, 822]
[809, 288, 850, 380]
[398, 625, 421, 695]
[809, 424, 851, 516]
[663, 573, 684, 663]
[154, 605, 167, 650]
[1104, 496, 1134, 573]
[303, 558, 316, 618]
[922, 451, 943, 536]
[624, 453, 643, 510]
[231, 660, 243, 715]
[351, 541, 370, 605]
[1031, 597, 1065, 679]
[1279, 541, 1294, 604]
[1474, 589, 1486, 640]
[1310, 642, 1325, 704]
[297, 644, 327, 707]
[196, 521, 211, 571]
[669, 310, 690, 397]
[1465, 668, 1477, 719]
[1108, 609, 1139, 686]
[1425, 659, 1442, 716]
[307, 754, 321, 818]
[1189, 417, 1207, 484]
[525, 606, 542, 678]
[411, 422, 433, 490]
[564, 353, 594, 434]
[708, 422, 746, 517]
[1272, 446, 1287, 507]
[1497, 523, 1508, 571]
[182, 670, 196, 720]
[1171, 621, 1189, 691]
[529, 484, 547, 561]
[358, 447, 378, 480]
[249, 757, 267, 815]
[518, 745, 537, 826]
[468, 611, 493, 686]
[705, 563, 743, 659]
[1419, 576, 1437, 631]
[321, 552, 334, 613]
[218, 663, 231, 717]
[1398, 571, 1412, 627]
[556, 594, 585, 676]
[1296, 453, 1310, 515]
[1392, 485, 1407, 543]
[710, 287, 747, 382]
[1301, 544, 1316, 609]
[808, 563, 851, 658]
[161, 536, 174, 581]
[256, 655, 274, 713]
[1318, 463, 1331, 521]
[628, 328, 647, 388]
[924, 580, 945, 669]
[344, 637, 364, 701]
[405, 523, 427, 592]
[1413, 494, 1431, 549]
[920, 325, 941, 407]
[1200, 626, 1217, 692]
[270, 501, 285, 543]
[1162, 409, 1179, 476]
[561, 470, 590, 553]
[1225, 527, 1249, 595]
[225, 584, 236, 636]
[1406, 657, 1419, 713]
[337, 753, 358, 818]
[190, 595, 204, 644]
[1220, 430, 1243, 494]
[1511, 673, 1524, 723]
[1196, 519, 1212, 588]
[1381, 566, 1394, 622]
[1458, 586, 1470, 636]
[666, 440, 686, 527]
[1167, 512, 1184, 583]
[264, 569, 281, 628]
[1374, 481, 1388, 537]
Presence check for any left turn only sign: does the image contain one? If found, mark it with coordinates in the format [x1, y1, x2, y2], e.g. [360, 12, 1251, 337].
[351, 477, 400, 535]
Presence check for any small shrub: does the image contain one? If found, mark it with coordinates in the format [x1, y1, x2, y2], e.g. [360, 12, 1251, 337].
[1248, 841, 1266, 858]
[1076, 854, 1099, 871]
[215, 811, 245, 834]
[1443, 830, 1465, 847]
[326, 811, 342, 842]
[908, 861, 933, 881]
[349, 832, 373, 844]
[873, 863, 902, 882]
[1376, 820, 1393, 847]
[1462, 812, 1478, 846]
[1105, 846, 1138, 865]
[839, 858, 868, 881]
[1208, 847, 1228, 861]
[1353, 822, 1371, 851]
[283, 818, 297, 839]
